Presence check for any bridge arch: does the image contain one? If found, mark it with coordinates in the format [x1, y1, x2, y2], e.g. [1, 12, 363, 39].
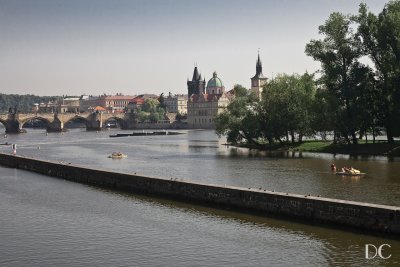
[103, 116, 125, 128]
[64, 116, 90, 129]
[0, 119, 6, 130]
[20, 117, 52, 128]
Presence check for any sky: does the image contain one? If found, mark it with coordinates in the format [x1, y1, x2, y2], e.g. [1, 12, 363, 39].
[0, 0, 390, 96]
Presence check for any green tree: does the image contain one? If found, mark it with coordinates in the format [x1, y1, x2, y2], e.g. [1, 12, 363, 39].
[260, 73, 316, 143]
[149, 112, 160, 122]
[141, 98, 160, 113]
[355, 1, 400, 142]
[232, 84, 248, 98]
[305, 12, 369, 144]
[138, 111, 148, 122]
[215, 90, 261, 145]
[0, 94, 59, 113]
[158, 93, 166, 110]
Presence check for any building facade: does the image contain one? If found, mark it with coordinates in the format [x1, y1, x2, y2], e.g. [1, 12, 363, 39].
[187, 69, 231, 129]
[96, 95, 136, 113]
[250, 52, 268, 99]
[59, 96, 80, 113]
[164, 93, 188, 114]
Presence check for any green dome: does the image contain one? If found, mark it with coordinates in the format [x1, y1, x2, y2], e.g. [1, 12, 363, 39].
[207, 71, 224, 88]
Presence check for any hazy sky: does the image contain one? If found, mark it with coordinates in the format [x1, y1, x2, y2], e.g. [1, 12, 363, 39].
[0, 0, 389, 96]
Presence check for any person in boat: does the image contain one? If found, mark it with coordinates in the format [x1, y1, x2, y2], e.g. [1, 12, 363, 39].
[331, 164, 336, 172]
[343, 167, 351, 173]
[341, 166, 361, 174]
[349, 166, 360, 174]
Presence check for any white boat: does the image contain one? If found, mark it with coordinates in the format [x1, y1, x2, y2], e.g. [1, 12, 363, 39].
[108, 152, 127, 159]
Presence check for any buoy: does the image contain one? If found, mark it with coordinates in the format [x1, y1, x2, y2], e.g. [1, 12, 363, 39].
[12, 144, 17, 155]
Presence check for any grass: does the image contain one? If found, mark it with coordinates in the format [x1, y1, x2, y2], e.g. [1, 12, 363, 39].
[238, 140, 400, 156]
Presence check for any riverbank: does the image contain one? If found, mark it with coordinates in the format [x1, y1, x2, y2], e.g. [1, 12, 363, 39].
[237, 140, 400, 156]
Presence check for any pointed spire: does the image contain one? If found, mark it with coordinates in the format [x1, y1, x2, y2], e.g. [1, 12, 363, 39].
[192, 66, 200, 81]
[256, 50, 262, 75]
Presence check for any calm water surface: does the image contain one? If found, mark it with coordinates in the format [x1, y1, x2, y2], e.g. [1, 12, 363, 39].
[0, 128, 399, 266]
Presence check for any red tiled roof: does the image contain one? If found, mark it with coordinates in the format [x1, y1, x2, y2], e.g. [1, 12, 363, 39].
[94, 106, 106, 111]
[130, 97, 145, 104]
[102, 95, 136, 100]
[189, 93, 226, 102]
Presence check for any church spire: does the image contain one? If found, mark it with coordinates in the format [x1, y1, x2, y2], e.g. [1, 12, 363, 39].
[256, 50, 262, 76]
[252, 50, 264, 79]
[192, 66, 200, 81]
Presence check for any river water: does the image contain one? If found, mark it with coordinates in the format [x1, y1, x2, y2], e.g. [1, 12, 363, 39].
[0, 128, 399, 266]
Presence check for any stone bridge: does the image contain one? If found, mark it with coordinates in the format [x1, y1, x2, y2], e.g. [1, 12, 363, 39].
[0, 112, 131, 133]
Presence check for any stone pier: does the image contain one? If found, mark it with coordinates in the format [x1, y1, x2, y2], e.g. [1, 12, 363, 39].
[0, 153, 399, 236]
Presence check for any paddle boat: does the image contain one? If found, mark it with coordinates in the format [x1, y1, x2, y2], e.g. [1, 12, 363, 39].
[108, 152, 127, 159]
[335, 167, 365, 176]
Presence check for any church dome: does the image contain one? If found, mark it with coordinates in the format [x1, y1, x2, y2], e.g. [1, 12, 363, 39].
[207, 71, 224, 88]
[206, 71, 225, 94]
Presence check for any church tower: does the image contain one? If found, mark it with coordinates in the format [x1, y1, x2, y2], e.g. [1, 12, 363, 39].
[250, 52, 268, 99]
[187, 66, 205, 96]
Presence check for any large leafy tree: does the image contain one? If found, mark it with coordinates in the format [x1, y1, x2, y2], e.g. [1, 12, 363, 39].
[260, 73, 316, 143]
[355, 1, 400, 142]
[215, 85, 261, 145]
[305, 12, 372, 144]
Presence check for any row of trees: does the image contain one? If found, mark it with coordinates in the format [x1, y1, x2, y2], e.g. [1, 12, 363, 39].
[216, 1, 400, 145]
[0, 94, 59, 113]
[215, 76, 318, 145]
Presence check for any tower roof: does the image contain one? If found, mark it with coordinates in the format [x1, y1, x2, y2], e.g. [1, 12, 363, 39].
[252, 51, 265, 79]
[192, 66, 201, 81]
[207, 71, 224, 88]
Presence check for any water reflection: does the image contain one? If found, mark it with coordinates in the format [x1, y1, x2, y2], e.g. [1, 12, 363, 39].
[1, 165, 399, 266]
[220, 147, 306, 158]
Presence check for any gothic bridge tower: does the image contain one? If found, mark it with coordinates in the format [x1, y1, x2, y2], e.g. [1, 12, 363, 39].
[187, 65, 205, 96]
[250, 52, 268, 99]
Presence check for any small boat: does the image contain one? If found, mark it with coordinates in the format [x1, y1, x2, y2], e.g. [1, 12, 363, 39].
[108, 152, 127, 159]
[336, 172, 366, 176]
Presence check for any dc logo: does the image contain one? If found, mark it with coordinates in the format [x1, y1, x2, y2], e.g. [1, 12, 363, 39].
[365, 244, 391, 259]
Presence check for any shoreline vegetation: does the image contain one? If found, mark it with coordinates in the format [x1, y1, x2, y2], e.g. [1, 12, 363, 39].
[233, 140, 400, 157]
[215, 2, 400, 150]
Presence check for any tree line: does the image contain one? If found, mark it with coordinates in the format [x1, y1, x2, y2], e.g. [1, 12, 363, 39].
[0, 94, 60, 114]
[216, 1, 400, 145]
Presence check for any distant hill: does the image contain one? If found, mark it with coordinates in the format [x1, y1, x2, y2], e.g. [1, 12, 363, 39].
[0, 94, 60, 113]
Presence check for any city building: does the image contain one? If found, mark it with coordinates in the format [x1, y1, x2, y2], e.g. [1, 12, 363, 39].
[164, 93, 188, 114]
[250, 52, 268, 99]
[37, 101, 58, 113]
[187, 69, 231, 129]
[96, 95, 136, 113]
[126, 96, 145, 113]
[59, 96, 80, 113]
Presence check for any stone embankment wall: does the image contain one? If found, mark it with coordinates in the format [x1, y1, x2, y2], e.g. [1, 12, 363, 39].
[0, 153, 399, 235]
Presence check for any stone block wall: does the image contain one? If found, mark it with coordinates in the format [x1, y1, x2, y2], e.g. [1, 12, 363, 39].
[0, 153, 399, 235]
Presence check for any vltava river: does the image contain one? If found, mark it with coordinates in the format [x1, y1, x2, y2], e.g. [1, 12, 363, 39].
[0, 129, 399, 266]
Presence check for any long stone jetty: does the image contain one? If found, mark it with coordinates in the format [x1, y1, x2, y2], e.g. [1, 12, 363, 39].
[0, 152, 399, 236]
